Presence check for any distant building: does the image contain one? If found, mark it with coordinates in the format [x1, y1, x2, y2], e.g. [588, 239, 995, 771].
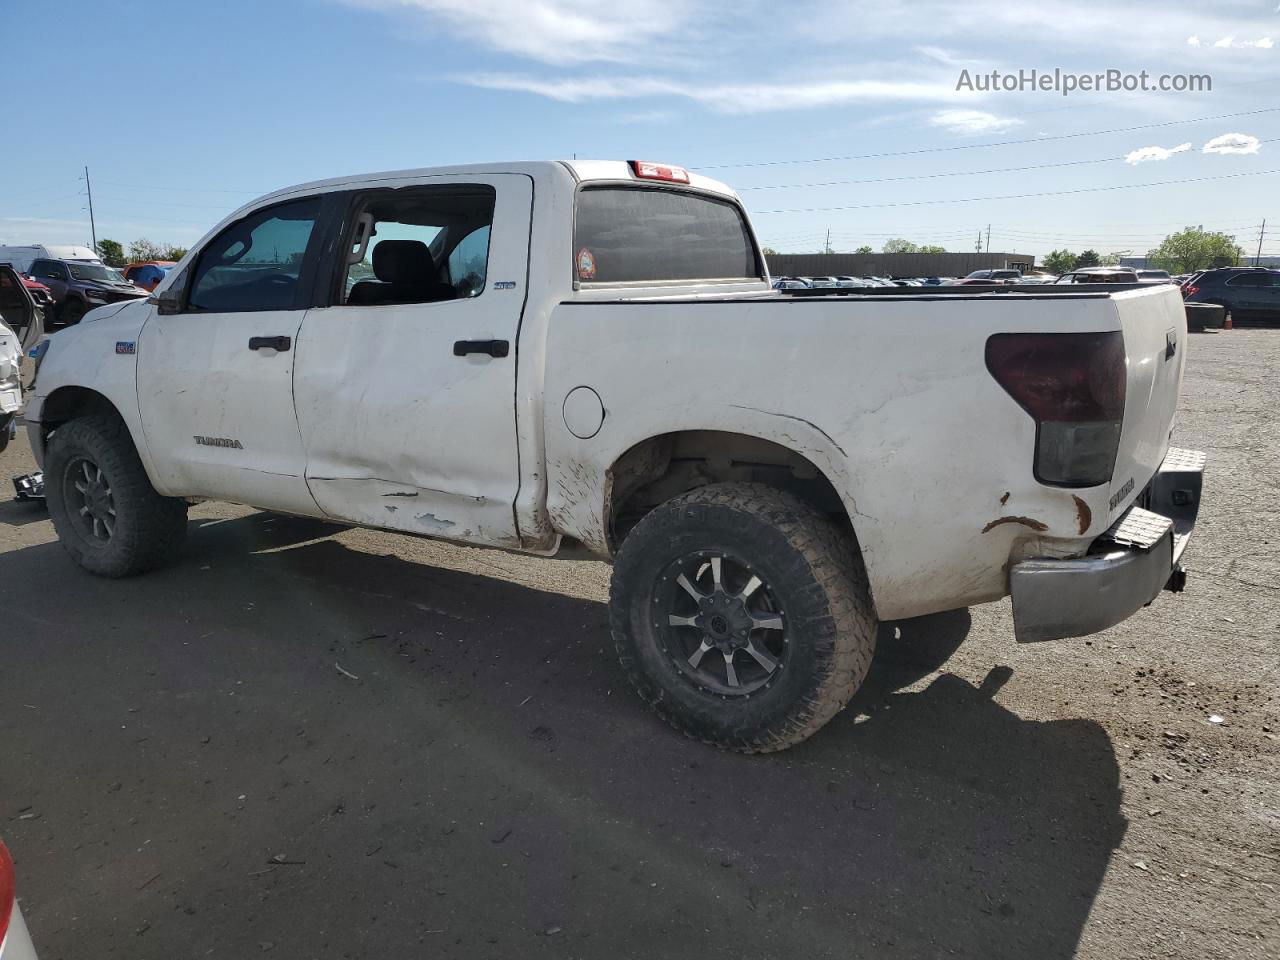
[766, 251, 1036, 279]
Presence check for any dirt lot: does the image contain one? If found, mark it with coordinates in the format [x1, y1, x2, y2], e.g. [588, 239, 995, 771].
[1, 329, 1276, 960]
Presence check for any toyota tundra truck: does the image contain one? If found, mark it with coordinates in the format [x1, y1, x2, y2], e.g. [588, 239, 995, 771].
[23, 160, 1205, 752]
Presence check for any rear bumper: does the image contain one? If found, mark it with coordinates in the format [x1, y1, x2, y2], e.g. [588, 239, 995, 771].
[1011, 447, 1205, 643]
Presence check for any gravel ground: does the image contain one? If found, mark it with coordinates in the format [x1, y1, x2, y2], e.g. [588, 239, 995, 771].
[0, 329, 1276, 960]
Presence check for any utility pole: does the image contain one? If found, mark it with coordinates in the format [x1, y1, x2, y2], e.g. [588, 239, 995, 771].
[824, 228, 831, 255]
[985, 224, 991, 253]
[83, 165, 98, 253]
[975, 230, 982, 253]
[1257, 219, 1267, 266]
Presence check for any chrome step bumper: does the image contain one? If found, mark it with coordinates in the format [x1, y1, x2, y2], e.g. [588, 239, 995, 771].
[1011, 447, 1205, 643]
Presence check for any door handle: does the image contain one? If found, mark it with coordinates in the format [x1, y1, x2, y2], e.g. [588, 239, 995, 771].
[453, 339, 509, 358]
[248, 336, 291, 352]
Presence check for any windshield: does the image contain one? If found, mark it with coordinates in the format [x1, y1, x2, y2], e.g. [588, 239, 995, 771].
[68, 263, 119, 282]
[574, 186, 760, 284]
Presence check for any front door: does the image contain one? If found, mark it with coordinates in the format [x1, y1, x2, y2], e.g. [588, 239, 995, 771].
[292, 175, 532, 547]
[136, 196, 327, 515]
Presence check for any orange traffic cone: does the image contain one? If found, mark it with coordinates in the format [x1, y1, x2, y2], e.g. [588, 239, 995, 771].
[1223, 310, 1232, 330]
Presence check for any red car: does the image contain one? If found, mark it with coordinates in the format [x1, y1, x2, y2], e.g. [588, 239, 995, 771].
[1, 840, 38, 958]
[18, 277, 54, 313]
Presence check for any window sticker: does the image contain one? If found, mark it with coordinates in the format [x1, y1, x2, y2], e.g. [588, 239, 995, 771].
[576, 247, 597, 281]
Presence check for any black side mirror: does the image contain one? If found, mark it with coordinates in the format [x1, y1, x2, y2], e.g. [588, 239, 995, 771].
[149, 284, 183, 315]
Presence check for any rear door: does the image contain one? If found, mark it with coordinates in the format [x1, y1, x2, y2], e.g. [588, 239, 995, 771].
[136, 196, 331, 514]
[292, 174, 532, 547]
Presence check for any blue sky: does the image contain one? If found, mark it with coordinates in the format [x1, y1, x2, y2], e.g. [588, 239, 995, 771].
[4, 0, 1278, 260]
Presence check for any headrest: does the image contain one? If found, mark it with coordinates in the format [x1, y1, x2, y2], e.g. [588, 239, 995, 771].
[372, 239, 433, 285]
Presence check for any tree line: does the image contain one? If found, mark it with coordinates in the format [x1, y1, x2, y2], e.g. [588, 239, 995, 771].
[764, 226, 1248, 274]
[94, 238, 188, 267]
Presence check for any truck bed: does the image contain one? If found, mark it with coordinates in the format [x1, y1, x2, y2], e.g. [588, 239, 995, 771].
[543, 282, 1187, 622]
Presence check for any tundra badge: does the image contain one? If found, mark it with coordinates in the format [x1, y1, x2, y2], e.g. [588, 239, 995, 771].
[194, 436, 244, 449]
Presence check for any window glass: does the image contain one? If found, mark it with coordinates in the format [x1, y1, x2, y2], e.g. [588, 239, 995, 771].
[573, 187, 758, 284]
[68, 263, 118, 282]
[188, 197, 321, 313]
[340, 186, 495, 306]
[448, 225, 491, 298]
[33, 260, 67, 280]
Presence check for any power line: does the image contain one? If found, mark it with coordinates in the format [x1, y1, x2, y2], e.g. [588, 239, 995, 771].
[695, 107, 1280, 171]
[737, 140, 1279, 193]
[751, 168, 1280, 214]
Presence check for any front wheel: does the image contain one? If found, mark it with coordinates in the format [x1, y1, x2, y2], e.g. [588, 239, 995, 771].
[610, 483, 877, 753]
[45, 415, 188, 577]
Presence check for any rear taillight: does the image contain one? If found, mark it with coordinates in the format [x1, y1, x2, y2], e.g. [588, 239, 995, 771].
[1181, 284, 1199, 298]
[0, 841, 15, 942]
[986, 332, 1126, 487]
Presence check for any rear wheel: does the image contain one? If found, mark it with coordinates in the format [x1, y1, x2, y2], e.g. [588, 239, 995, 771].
[610, 483, 877, 753]
[45, 415, 188, 577]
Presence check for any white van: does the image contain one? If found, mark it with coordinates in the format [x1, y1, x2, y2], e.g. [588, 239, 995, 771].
[0, 244, 101, 274]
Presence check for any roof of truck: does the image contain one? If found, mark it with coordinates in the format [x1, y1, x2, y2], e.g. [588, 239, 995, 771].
[251, 161, 738, 208]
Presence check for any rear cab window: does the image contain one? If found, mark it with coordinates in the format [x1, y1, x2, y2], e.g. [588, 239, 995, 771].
[573, 186, 761, 286]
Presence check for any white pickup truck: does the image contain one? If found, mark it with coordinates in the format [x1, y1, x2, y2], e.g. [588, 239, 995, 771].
[25, 160, 1205, 752]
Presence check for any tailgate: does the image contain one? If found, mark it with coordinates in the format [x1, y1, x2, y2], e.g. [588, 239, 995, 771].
[1107, 285, 1187, 524]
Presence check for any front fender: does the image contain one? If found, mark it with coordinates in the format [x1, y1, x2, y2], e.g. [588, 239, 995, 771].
[27, 299, 157, 476]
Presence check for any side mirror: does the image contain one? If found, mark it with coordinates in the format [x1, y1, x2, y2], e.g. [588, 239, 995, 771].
[149, 284, 183, 315]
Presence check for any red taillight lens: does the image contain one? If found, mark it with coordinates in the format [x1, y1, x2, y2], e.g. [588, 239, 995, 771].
[0, 841, 15, 943]
[986, 332, 1126, 487]
[1181, 284, 1199, 298]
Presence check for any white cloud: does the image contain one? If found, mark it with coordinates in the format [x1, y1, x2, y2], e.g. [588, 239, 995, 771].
[1125, 142, 1192, 165]
[345, 0, 691, 64]
[1209, 35, 1274, 48]
[1186, 35, 1201, 46]
[1203, 132, 1262, 155]
[457, 72, 964, 113]
[928, 109, 1023, 136]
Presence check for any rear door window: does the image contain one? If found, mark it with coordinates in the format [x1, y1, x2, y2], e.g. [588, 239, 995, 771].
[573, 186, 759, 284]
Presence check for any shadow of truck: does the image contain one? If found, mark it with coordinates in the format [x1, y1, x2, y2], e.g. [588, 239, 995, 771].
[0, 513, 1125, 959]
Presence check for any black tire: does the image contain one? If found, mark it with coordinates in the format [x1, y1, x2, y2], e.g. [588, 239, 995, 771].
[59, 299, 87, 326]
[45, 415, 188, 577]
[610, 482, 877, 753]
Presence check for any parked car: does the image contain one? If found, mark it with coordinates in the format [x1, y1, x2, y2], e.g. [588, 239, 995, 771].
[0, 243, 100, 275]
[834, 276, 870, 288]
[122, 261, 177, 292]
[771, 277, 810, 290]
[1181, 266, 1280, 325]
[26, 159, 1203, 753]
[26, 258, 148, 326]
[1, 839, 38, 959]
[0, 264, 43, 453]
[1055, 267, 1140, 284]
[808, 276, 838, 288]
[962, 268, 1022, 282]
[1136, 269, 1173, 282]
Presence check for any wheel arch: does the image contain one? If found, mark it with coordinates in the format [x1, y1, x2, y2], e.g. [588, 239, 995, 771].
[601, 429, 877, 611]
[35, 386, 151, 477]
